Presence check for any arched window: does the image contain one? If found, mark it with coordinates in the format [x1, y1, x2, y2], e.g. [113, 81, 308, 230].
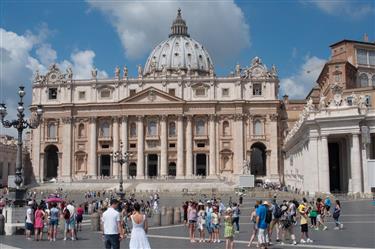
[100, 121, 110, 137]
[78, 123, 85, 138]
[148, 120, 157, 136]
[254, 120, 263, 135]
[196, 119, 205, 136]
[48, 123, 57, 139]
[372, 75, 375, 86]
[359, 73, 368, 87]
[168, 122, 176, 137]
[130, 122, 137, 137]
[223, 121, 230, 136]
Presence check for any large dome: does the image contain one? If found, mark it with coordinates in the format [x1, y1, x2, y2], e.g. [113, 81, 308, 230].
[143, 9, 214, 77]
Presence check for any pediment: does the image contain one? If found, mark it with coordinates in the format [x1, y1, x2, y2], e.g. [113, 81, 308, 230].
[119, 87, 185, 104]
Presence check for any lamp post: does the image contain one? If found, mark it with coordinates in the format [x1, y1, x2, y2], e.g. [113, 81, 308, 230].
[0, 86, 43, 204]
[110, 142, 131, 200]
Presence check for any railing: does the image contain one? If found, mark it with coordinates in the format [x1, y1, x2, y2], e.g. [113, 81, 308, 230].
[251, 135, 266, 140]
[98, 136, 112, 141]
[45, 137, 58, 143]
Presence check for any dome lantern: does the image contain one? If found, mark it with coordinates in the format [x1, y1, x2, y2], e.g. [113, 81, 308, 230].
[169, 8, 189, 37]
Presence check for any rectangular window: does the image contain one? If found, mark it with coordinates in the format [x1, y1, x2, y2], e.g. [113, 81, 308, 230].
[357, 49, 367, 65]
[253, 83, 262, 96]
[129, 89, 136, 97]
[101, 144, 109, 149]
[130, 143, 136, 148]
[369, 51, 375, 66]
[100, 89, 111, 98]
[48, 88, 57, 100]
[222, 88, 229, 97]
[195, 87, 206, 97]
[168, 88, 176, 96]
[78, 91, 86, 100]
[169, 143, 176, 148]
[197, 143, 205, 148]
[347, 96, 353, 106]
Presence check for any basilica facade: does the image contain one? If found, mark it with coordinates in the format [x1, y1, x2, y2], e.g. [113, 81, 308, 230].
[29, 10, 282, 184]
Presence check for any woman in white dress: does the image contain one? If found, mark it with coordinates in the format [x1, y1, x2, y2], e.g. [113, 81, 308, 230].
[129, 203, 151, 249]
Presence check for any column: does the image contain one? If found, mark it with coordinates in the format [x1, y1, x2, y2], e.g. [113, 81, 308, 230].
[61, 117, 72, 182]
[160, 115, 168, 177]
[40, 153, 45, 183]
[362, 143, 370, 193]
[307, 137, 319, 193]
[176, 115, 184, 178]
[121, 116, 128, 178]
[209, 114, 216, 177]
[88, 117, 97, 177]
[351, 134, 362, 193]
[320, 135, 330, 193]
[185, 115, 193, 177]
[233, 114, 244, 174]
[136, 116, 145, 179]
[32, 126, 41, 182]
[112, 117, 119, 178]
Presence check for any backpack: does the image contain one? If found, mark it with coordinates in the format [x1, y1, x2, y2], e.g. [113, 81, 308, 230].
[63, 208, 70, 220]
[265, 209, 273, 223]
[274, 204, 282, 219]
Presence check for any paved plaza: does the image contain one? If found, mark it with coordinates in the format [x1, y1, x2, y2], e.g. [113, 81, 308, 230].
[1, 196, 374, 249]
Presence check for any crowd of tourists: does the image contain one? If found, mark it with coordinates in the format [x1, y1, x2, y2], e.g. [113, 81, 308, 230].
[182, 195, 343, 249]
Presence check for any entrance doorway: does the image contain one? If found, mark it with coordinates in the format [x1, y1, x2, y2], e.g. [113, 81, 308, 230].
[196, 154, 207, 176]
[250, 143, 267, 176]
[45, 145, 58, 179]
[148, 154, 158, 177]
[328, 138, 349, 193]
[168, 162, 176, 176]
[129, 162, 137, 177]
[100, 155, 111, 176]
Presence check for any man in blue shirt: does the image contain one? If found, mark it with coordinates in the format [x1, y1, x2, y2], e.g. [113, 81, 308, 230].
[256, 201, 270, 248]
[324, 197, 331, 216]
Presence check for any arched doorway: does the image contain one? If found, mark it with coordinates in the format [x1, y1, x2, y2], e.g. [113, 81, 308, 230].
[129, 162, 137, 177]
[45, 145, 58, 179]
[250, 142, 266, 176]
[168, 162, 176, 176]
[147, 154, 158, 177]
[196, 154, 207, 176]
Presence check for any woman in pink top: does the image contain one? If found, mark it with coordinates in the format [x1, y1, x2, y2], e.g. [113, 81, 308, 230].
[187, 202, 198, 243]
[76, 204, 84, 231]
[34, 205, 46, 241]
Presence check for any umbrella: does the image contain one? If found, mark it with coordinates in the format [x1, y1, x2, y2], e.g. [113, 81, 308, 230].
[46, 197, 64, 203]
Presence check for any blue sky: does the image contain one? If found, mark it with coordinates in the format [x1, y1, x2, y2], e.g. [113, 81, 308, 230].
[0, 0, 374, 135]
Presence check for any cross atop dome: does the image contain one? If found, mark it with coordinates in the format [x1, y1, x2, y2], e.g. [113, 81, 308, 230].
[169, 8, 190, 37]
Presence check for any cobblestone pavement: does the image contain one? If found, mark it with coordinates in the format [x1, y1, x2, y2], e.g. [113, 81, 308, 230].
[1, 198, 374, 249]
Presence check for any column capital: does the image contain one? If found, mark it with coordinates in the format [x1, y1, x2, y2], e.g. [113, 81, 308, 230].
[160, 115, 168, 122]
[177, 114, 184, 121]
[89, 116, 97, 123]
[234, 113, 244, 121]
[112, 116, 119, 123]
[185, 114, 193, 121]
[61, 116, 74, 124]
[121, 115, 128, 122]
[209, 114, 217, 121]
[136, 115, 144, 121]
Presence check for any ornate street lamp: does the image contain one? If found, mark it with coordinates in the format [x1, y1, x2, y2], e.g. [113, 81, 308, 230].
[110, 142, 131, 200]
[0, 86, 43, 204]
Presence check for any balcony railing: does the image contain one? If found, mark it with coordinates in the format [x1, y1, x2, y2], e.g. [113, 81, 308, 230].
[46, 137, 58, 143]
[251, 135, 266, 140]
[98, 136, 112, 142]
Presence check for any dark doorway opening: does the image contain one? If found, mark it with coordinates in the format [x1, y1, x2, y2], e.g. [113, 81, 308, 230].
[168, 162, 176, 176]
[129, 163, 137, 177]
[329, 142, 340, 192]
[250, 143, 267, 176]
[148, 154, 158, 177]
[196, 154, 207, 176]
[100, 155, 111, 176]
[45, 145, 58, 178]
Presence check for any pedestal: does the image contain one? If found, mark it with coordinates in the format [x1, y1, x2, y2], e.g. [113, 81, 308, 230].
[9, 188, 26, 207]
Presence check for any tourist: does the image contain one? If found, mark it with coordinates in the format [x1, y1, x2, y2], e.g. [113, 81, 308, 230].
[231, 202, 240, 233]
[324, 196, 332, 216]
[269, 198, 281, 243]
[224, 208, 234, 249]
[247, 203, 259, 248]
[316, 198, 328, 231]
[129, 202, 151, 249]
[44, 203, 51, 240]
[256, 201, 269, 248]
[187, 201, 197, 242]
[182, 201, 188, 226]
[333, 200, 343, 230]
[76, 204, 84, 231]
[25, 201, 34, 240]
[63, 201, 76, 240]
[197, 202, 206, 242]
[205, 200, 214, 243]
[34, 204, 45, 241]
[218, 199, 226, 215]
[308, 201, 318, 230]
[279, 201, 297, 245]
[211, 206, 221, 243]
[102, 199, 125, 249]
[49, 202, 59, 241]
[298, 198, 313, 243]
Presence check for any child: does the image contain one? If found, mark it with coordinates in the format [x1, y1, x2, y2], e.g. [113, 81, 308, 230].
[224, 208, 234, 249]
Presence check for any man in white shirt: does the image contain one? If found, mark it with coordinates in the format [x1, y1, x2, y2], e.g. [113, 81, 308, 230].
[25, 201, 34, 240]
[64, 202, 76, 240]
[102, 199, 125, 249]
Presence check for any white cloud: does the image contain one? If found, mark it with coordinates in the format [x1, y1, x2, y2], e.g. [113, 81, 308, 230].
[0, 26, 107, 136]
[308, 0, 374, 18]
[86, 0, 250, 66]
[280, 56, 326, 99]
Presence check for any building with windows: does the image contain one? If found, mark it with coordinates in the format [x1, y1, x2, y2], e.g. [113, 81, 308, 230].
[283, 38, 375, 194]
[30, 10, 281, 184]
